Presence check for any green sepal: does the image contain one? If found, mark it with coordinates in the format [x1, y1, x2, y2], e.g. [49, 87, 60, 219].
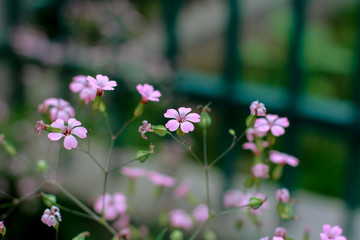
[42, 193, 57, 207]
[272, 164, 284, 181]
[199, 112, 212, 128]
[276, 202, 293, 220]
[134, 102, 145, 118]
[245, 114, 256, 128]
[153, 125, 168, 137]
[244, 176, 254, 188]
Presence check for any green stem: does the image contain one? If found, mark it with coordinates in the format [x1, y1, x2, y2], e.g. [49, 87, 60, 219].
[55, 145, 63, 181]
[87, 113, 96, 152]
[114, 116, 136, 140]
[203, 129, 211, 214]
[55, 227, 59, 240]
[169, 133, 203, 167]
[77, 144, 105, 172]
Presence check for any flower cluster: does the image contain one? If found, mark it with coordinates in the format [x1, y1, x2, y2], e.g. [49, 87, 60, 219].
[41, 206, 62, 227]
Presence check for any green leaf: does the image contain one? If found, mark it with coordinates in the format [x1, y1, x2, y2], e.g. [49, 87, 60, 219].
[72, 231, 90, 240]
[155, 228, 168, 240]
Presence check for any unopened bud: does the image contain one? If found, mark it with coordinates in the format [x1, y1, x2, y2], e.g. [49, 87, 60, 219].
[42, 193, 57, 207]
[72, 231, 90, 240]
[134, 102, 145, 118]
[229, 129, 236, 136]
[135, 145, 154, 163]
[203, 229, 217, 240]
[248, 197, 265, 210]
[1, 139, 17, 157]
[36, 159, 49, 173]
[0, 221, 6, 237]
[170, 230, 183, 240]
[199, 112, 212, 128]
[152, 125, 168, 137]
[93, 95, 102, 112]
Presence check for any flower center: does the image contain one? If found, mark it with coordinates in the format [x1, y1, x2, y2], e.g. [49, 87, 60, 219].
[63, 127, 71, 135]
[177, 116, 186, 123]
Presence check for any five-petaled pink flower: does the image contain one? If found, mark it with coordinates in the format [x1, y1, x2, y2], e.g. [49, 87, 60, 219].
[138, 120, 153, 140]
[86, 74, 117, 96]
[41, 206, 62, 227]
[169, 209, 193, 230]
[320, 224, 347, 240]
[121, 167, 147, 180]
[254, 114, 289, 137]
[223, 190, 243, 208]
[251, 163, 269, 179]
[148, 171, 175, 188]
[193, 204, 209, 224]
[70, 75, 97, 104]
[270, 150, 299, 167]
[276, 188, 290, 203]
[250, 100, 266, 116]
[136, 84, 161, 103]
[39, 98, 75, 121]
[94, 193, 127, 221]
[164, 107, 200, 133]
[48, 118, 87, 150]
[174, 181, 190, 199]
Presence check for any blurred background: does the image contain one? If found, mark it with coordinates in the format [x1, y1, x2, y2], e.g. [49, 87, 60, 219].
[1, 0, 360, 239]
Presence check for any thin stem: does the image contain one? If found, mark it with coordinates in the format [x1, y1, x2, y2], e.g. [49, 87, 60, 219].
[87, 113, 96, 152]
[203, 129, 211, 214]
[169, 133, 203, 167]
[208, 130, 246, 168]
[101, 138, 114, 217]
[108, 158, 137, 173]
[14, 153, 31, 168]
[102, 111, 113, 137]
[55, 145, 63, 181]
[77, 144, 105, 172]
[114, 116, 136, 140]
[55, 227, 59, 240]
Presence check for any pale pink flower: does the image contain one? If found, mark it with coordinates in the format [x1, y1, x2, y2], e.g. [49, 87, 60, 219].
[260, 236, 284, 240]
[174, 181, 190, 198]
[40, 98, 75, 121]
[250, 100, 266, 116]
[223, 190, 243, 208]
[148, 171, 175, 188]
[270, 151, 299, 167]
[138, 120, 153, 140]
[94, 193, 127, 221]
[243, 141, 269, 155]
[113, 214, 130, 231]
[246, 127, 267, 142]
[251, 163, 269, 179]
[41, 206, 62, 227]
[254, 114, 289, 137]
[136, 83, 161, 103]
[320, 224, 346, 240]
[119, 227, 131, 240]
[274, 227, 287, 238]
[121, 167, 147, 180]
[276, 188, 290, 203]
[169, 209, 193, 230]
[86, 74, 117, 96]
[47, 118, 87, 150]
[164, 107, 200, 133]
[0, 221, 4, 232]
[34, 120, 47, 136]
[193, 204, 209, 224]
[70, 75, 97, 104]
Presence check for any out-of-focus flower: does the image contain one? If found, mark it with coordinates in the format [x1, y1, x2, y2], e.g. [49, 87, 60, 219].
[259, 237, 284, 240]
[39, 98, 75, 121]
[70, 75, 97, 104]
[274, 227, 287, 238]
[41, 206, 62, 227]
[174, 181, 190, 199]
[138, 121, 153, 140]
[276, 188, 290, 203]
[0, 221, 5, 234]
[169, 209, 193, 230]
[246, 127, 267, 142]
[148, 171, 175, 188]
[223, 190, 243, 208]
[224, 191, 268, 215]
[242, 141, 269, 155]
[250, 100, 266, 116]
[251, 163, 269, 179]
[94, 193, 127, 221]
[112, 214, 130, 231]
[164, 107, 200, 133]
[193, 204, 209, 224]
[136, 84, 161, 103]
[254, 114, 289, 137]
[269, 151, 299, 167]
[121, 167, 147, 180]
[320, 224, 346, 240]
[118, 227, 131, 240]
[86, 74, 117, 96]
[34, 120, 47, 136]
[48, 118, 87, 150]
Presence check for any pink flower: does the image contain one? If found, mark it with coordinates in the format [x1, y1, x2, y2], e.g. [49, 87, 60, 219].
[274, 227, 287, 238]
[169, 209, 193, 230]
[174, 181, 190, 198]
[276, 188, 290, 203]
[112, 214, 130, 231]
[121, 167, 147, 180]
[0, 221, 5, 233]
[223, 190, 243, 208]
[251, 163, 269, 179]
[243, 141, 269, 155]
[47, 118, 87, 150]
[119, 227, 131, 240]
[164, 107, 200, 133]
[39, 98, 75, 121]
[148, 171, 175, 188]
[250, 100, 266, 116]
[86, 74, 117, 96]
[246, 127, 267, 142]
[320, 224, 346, 240]
[136, 84, 161, 103]
[270, 150, 299, 167]
[34, 120, 47, 136]
[138, 120, 153, 140]
[70, 75, 97, 104]
[193, 204, 209, 224]
[260, 238, 284, 240]
[254, 114, 289, 137]
[94, 193, 127, 221]
[41, 206, 62, 227]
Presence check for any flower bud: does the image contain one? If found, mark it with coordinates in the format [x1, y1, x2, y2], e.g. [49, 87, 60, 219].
[229, 129, 236, 136]
[203, 229, 217, 240]
[276, 202, 293, 220]
[248, 197, 265, 210]
[36, 159, 49, 173]
[170, 230, 183, 240]
[152, 125, 168, 137]
[72, 232, 90, 240]
[199, 112, 212, 128]
[42, 193, 57, 207]
[245, 114, 256, 128]
[92, 95, 102, 112]
[0, 221, 6, 237]
[135, 145, 154, 163]
[134, 102, 145, 118]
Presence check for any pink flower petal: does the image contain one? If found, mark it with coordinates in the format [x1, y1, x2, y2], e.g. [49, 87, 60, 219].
[178, 107, 192, 117]
[266, 114, 279, 122]
[96, 74, 109, 82]
[70, 82, 84, 92]
[64, 135, 78, 150]
[271, 126, 285, 136]
[51, 119, 65, 130]
[164, 109, 179, 119]
[165, 119, 180, 132]
[68, 118, 81, 129]
[254, 118, 268, 128]
[71, 127, 87, 138]
[185, 113, 200, 123]
[180, 122, 194, 133]
[275, 117, 290, 128]
[48, 133, 64, 141]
